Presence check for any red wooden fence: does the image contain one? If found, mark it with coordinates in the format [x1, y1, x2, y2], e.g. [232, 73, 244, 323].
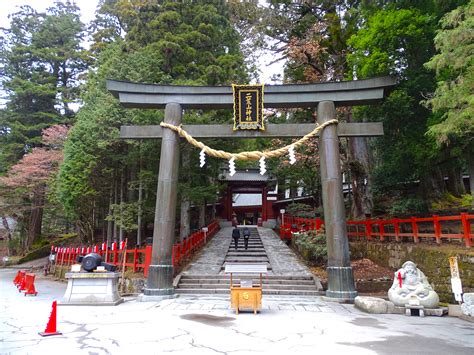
[280, 213, 474, 247]
[52, 220, 220, 276]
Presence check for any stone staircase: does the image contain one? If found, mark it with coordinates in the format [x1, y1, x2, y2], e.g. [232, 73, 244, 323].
[175, 274, 322, 296]
[176, 227, 323, 296]
[223, 227, 271, 271]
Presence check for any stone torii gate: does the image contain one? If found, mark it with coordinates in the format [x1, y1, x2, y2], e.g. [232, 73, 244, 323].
[107, 76, 396, 302]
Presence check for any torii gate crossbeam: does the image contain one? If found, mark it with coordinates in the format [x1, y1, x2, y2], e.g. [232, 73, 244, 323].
[107, 76, 397, 302]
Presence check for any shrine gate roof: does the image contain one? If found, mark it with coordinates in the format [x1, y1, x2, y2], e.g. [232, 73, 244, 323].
[218, 170, 274, 182]
[106, 76, 397, 109]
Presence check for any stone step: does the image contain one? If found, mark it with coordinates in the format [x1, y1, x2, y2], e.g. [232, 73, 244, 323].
[177, 283, 319, 291]
[227, 248, 265, 251]
[175, 288, 323, 296]
[220, 265, 273, 271]
[178, 279, 317, 285]
[224, 256, 269, 261]
[180, 274, 315, 280]
[226, 253, 268, 257]
[228, 243, 263, 246]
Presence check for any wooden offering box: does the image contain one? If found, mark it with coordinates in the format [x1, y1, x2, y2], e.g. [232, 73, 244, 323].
[225, 264, 268, 314]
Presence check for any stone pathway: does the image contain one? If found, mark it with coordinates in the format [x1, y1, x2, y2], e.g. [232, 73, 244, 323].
[2, 268, 473, 355]
[177, 227, 322, 295]
[182, 227, 314, 277]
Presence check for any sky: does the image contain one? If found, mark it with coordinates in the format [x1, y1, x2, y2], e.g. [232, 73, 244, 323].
[0, 0, 284, 84]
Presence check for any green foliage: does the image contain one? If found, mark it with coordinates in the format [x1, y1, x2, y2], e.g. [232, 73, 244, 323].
[348, 8, 435, 78]
[0, 2, 88, 252]
[286, 203, 319, 218]
[347, 3, 465, 202]
[424, 1, 474, 149]
[430, 193, 473, 211]
[389, 198, 429, 217]
[0, 3, 88, 172]
[107, 202, 139, 232]
[294, 228, 327, 265]
[57, 1, 249, 241]
[17, 233, 77, 263]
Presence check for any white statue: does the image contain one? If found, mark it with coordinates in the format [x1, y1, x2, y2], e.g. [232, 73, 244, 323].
[461, 293, 474, 317]
[388, 261, 439, 308]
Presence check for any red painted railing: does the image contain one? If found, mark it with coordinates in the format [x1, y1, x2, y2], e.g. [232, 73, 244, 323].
[52, 220, 220, 275]
[280, 213, 474, 247]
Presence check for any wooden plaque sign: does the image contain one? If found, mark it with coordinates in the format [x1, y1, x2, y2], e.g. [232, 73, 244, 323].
[232, 84, 264, 131]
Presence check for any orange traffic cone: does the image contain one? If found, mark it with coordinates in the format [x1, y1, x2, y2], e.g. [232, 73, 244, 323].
[39, 301, 62, 336]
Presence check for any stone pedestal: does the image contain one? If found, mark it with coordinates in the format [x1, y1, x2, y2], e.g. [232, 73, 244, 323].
[61, 272, 123, 306]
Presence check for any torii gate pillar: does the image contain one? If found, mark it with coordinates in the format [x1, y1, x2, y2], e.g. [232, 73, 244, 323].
[142, 103, 182, 299]
[318, 101, 357, 301]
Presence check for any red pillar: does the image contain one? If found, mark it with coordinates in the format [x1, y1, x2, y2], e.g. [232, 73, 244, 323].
[220, 190, 228, 220]
[262, 186, 267, 221]
[227, 186, 233, 221]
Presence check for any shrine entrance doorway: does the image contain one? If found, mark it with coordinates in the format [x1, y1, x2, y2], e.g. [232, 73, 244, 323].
[218, 169, 277, 226]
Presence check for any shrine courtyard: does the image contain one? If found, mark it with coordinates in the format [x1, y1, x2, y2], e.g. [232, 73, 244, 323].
[2, 227, 473, 354]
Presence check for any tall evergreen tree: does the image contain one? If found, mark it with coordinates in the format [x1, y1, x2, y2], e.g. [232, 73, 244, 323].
[0, 1, 88, 249]
[424, 0, 474, 206]
[348, 1, 469, 212]
[58, 1, 249, 242]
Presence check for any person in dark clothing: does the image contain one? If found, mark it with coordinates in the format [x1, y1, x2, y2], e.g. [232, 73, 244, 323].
[242, 227, 250, 250]
[232, 227, 240, 250]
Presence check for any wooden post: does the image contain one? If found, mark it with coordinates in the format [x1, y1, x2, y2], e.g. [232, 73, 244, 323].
[378, 219, 385, 242]
[461, 213, 472, 248]
[433, 215, 441, 244]
[411, 217, 419, 243]
[394, 219, 400, 242]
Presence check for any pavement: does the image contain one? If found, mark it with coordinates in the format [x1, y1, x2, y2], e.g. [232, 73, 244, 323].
[1, 227, 474, 354]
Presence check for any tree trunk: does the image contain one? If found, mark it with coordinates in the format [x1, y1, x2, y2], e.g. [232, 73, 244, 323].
[113, 171, 118, 243]
[198, 203, 206, 228]
[91, 201, 95, 243]
[119, 169, 124, 243]
[2, 216, 12, 255]
[27, 188, 45, 250]
[419, 167, 445, 199]
[346, 111, 373, 219]
[211, 201, 216, 220]
[137, 147, 143, 246]
[179, 148, 191, 241]
[446, 163, 465, 197]
[180, 198, 191, 240]
[107, 188, 113, 247]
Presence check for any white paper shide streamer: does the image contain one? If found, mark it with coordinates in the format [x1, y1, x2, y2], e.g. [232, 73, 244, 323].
[199, 149, 206, 167]
[288, 145, 296, 165]
[229, 157, 236, 176]
[259, 156, 266, 175]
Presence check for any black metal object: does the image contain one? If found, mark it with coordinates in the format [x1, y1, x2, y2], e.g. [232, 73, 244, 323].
[76, 253, 117, 272]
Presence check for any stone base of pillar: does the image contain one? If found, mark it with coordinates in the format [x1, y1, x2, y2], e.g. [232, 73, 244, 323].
[325, 266, 358, 303]
[143, 264, 174, 297]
